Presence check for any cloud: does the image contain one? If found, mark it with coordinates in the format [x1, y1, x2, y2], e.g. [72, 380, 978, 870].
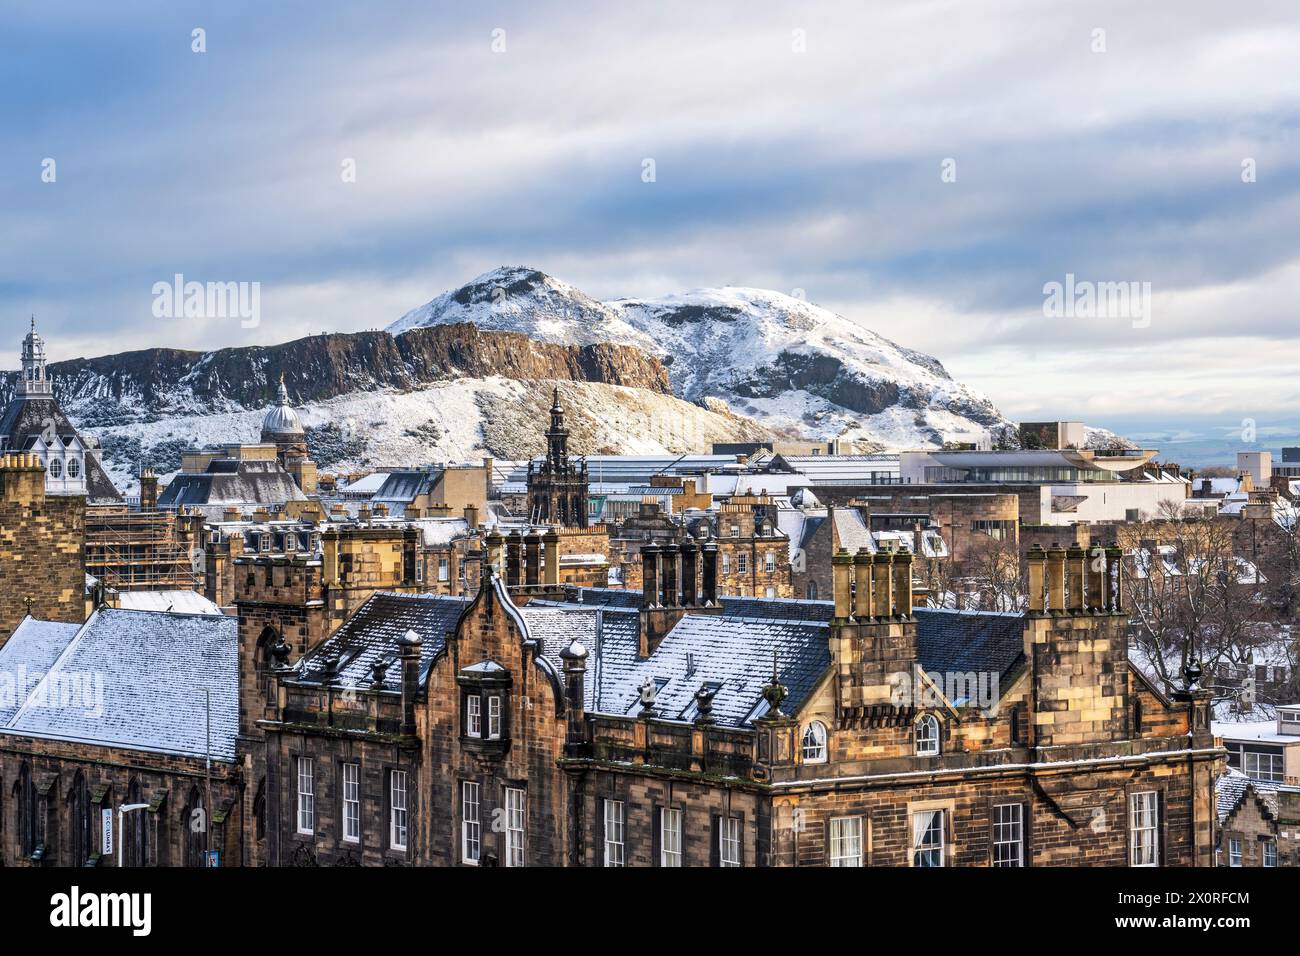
[1, 0, 1298, 434]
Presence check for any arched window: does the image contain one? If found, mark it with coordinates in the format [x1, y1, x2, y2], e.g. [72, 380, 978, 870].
[15, 762, 37, 857]
[48, 457, 63, 478]
[67, 457, 80, 479]
[807, 581, 818, 600]
[801, 721, 828, 763]
[125, 778, 147, 867]
[183, 786, 205, 867]
[915, 714, 940, 756]
[253, 779, 267, 843]
[68, 771, 91, 864]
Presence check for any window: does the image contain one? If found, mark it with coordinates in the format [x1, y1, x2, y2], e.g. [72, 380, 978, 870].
[992, 804, 1024, 867]
[342, 763, 360, 843]
[415, 559, 423, 582]
[1228, 837, 1242, 867]
[915, 714, 940, 756]
[438, 557, 449, 582]
[67, 457, 80, 478]
[660, 808, 683, 866]
[461, 782, 480, 864]
[1263, 839, 1277, 867]
[730, 524, 740, 538]
[719, 817, 742, 867]
[487, 695, 502, 740]
[764, 551, 776, 573]
[466, 694, 482, 737]
[721, 553, 731, 574]
[1243, 750, 1285, 782]
[1130, 791, 1159, 866]
[737, 553, 748, 574]
[504, 788, 525, 867]
[604, 800, 625, 867]
[260, 533, 273, 552]
[296, 757, 315, 834]
[389, 771, 408, 850]
[49, 457, 62, 478]
[829, 816, 863, 867]
[912, 809, 945, 867]
[802, 721, 828, 763]
[765, 586, 776, 599]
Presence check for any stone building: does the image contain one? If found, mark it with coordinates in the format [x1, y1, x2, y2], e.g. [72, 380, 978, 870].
[0, 319, 122, 505]
[246, 536, 1220, 866]
[0, 608, 242, 867]
[707, 500, 792, 599]
[1216, 769, 1298, 866]
[526, 389, 589, 527]
[260, 374, 317, 495]
[0, 453, 86, 646]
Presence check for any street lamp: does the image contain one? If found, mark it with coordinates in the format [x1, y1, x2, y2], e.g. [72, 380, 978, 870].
[117, 803, 150, 868]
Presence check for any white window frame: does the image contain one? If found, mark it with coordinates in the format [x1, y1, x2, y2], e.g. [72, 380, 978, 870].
[487, 694, 502, 740]
[296, 757, 315, 835]
[1228, 837, 1242, 867]
[721, 553, 731, 575]
[737, 552, 748, 575]
[341, 762, 360, 844]
[829, 816, 863, 867]
[461, 781, 480, 865]
[438, 556, 450, 582]
[415, 559, 423, 582]
[1130, 791, 1160, 867]
[912, 809, 945, 867]
[719, 816, 742, 867]
[389, 770, 408, 851]
[801, 721, 828, 764]
[504, 787, 526, 867]
[764, 551, 776, 573]
[466, 694, 481, 737]
[1243, 750, 1285, 783]
[915, 714, 940, 756]
[1263, 838, 1277, 867]
[660, 808, 683, 867]
[992, 803, 1023, 867]
[603, 799, 625, 867]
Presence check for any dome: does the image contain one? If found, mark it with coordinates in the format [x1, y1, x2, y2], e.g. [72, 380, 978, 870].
[262, 376, 304, 435]
[791, 486, 821, 509]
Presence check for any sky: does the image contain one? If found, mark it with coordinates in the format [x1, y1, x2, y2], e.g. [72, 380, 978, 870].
[2, 0, 1298, 445]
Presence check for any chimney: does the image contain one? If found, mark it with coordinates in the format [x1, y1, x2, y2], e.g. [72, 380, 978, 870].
[542, 528, 560, 587]
[0, 454, 45, 504]
[852, 548, 873, 619]
[524, 530, 541, 589]
[1027, 545, 1047, 613]
[1046, 544, 1067, 612]
[560, 640, 589, 754]
[700, 542, 718, 606]
[505, 531, 523, 588]
[641, 545, 661, 609]
[139, 467, 159, 510]
[679, 542, 699, 606]
[892, 548, 913, 617]
[832, 548, 853, 621]
[397, 629, 422, 737]
[872, 551, 894, 618]
[223, 506, 242, 522]
[1066, 544, 1087, 613]
[464, 503, 480, 528]
[486, 529, 504, 576]
[660, 545, 679, 608]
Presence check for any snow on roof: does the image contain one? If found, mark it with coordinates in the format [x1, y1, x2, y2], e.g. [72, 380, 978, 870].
[0, 618, 82, 723]
[337, 472, 391, 495]
[1212, 719, 1299, 745]
[113, 590, 222, 615]
[2, 609, 239, 761]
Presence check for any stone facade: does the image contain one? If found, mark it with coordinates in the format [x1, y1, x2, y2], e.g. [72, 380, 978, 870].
[0, 454, 85, 646]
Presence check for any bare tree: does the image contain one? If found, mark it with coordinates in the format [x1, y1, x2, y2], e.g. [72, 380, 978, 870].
[962, 534, 1025, 612]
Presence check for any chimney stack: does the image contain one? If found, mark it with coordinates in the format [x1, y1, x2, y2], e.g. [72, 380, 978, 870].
[560, 639, 589, 753]
[397, 629, 422, 737]
[139, 467, 159, 510]
[542, 528, 560, 587]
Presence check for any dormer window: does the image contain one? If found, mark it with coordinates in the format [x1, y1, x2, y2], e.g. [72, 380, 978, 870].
[801, 721, 828, 763]
[67, 457, 80, 479]
[49, 458, 63, 478]
[260, 533, 273, 552]
[459, 661, 511, 754]
[915, 714, 940, 756]
[466, 695, 482, 737]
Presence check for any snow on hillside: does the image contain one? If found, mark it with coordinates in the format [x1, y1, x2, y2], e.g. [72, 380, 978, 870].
[94, 377, 771, 495]
[388, 267, 1008, 449]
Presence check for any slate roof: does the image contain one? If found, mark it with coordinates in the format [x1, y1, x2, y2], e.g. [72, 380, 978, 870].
[914, 608, 1027, 694]
[0, 609, 239, 761]
[0, 395, 122, 502]
[294, 592, 470, 692]
[113, 590, 222, 615]
[157, 459, 306, 508]
[1214, 769, 1300, 823]
[0, 617, 81, 723]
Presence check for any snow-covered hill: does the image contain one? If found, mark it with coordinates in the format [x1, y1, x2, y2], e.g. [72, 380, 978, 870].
[390, 267, 1008, 448]
[96, 378, 771, 495]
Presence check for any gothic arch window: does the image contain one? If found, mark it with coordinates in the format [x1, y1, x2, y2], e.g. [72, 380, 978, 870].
[67, 770, 91, 864]
[915, 714, 941, 756]
[801, 721, 828, 763]
[183, 785, 205, 867]
[14, 762, 37, 857]
[253, 778, 267, 843]
[125, 777, 147, 867]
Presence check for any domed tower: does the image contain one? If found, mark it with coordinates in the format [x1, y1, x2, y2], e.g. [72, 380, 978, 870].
[261, 374, 316, 493]
[18, 316, 52, 397]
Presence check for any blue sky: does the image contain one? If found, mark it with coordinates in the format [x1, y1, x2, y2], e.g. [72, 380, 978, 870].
[2, 0, 1299, 437]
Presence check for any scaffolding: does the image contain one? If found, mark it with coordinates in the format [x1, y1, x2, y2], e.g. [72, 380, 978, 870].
[84, 508, 203, 592]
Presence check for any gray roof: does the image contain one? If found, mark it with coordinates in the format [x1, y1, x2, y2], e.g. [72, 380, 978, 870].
[914, 608, 1027, 694]
[0, 609, 239, 761]
[0, 617, 82, 723]
[294, 591, 470, 692]
[158, 459, 306, 507]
